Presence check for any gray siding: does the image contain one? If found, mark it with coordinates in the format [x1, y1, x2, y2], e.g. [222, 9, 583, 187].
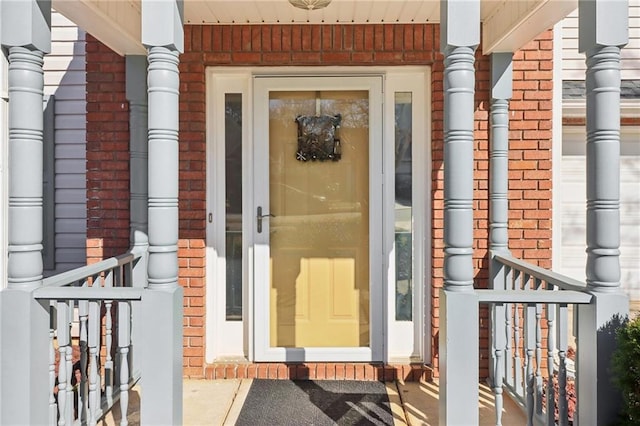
[43, 11, 87, 274]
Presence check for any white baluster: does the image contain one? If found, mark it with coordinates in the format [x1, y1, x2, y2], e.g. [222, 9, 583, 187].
[535, 298, 544, 416]
[78, 299, 89, 424]
[118, 301, 132, 426]
[105, 300, 113, 401]
[493, 302, 506, 426]
[88, 300, 100, 426]
[66, 303, 74, 424]
[505, 301, 513, 388]
[514, 271, 523, 397]
[504, 267, 513, 388]
[49, 304, 57, 425]
[546, 298, 556, 426]
[56, 301, 69, 426]
[525, 303, 536, 426]
[105, 271, 114, 403]
[65, 345, 73, 424]
[557, 304, 569, 426]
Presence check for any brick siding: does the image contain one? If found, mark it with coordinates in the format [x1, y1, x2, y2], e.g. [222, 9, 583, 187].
[86, 24, 554, 379]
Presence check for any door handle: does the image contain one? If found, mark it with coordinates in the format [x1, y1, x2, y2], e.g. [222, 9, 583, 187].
[257, 206, 275, 233]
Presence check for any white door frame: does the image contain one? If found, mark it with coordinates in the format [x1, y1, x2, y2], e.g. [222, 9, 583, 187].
[205, 67, 431, 364]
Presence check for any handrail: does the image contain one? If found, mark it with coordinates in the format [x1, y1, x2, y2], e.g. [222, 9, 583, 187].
[33, 287, 143, 301]
[476, 289, 592, 304]
[42, 251, 141, 288]
[487, 252, 589, 426]
[492, 251, 587, 292]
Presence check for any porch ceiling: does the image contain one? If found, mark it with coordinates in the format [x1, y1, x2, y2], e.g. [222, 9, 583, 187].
[52, 0, 576, 55]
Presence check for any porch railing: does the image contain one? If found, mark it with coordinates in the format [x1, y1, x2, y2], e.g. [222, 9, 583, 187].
[33, 251, 145, 426]
[479, 252, 593, 426]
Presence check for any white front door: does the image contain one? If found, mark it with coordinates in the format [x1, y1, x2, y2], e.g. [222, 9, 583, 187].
[252, 76, 384, 362]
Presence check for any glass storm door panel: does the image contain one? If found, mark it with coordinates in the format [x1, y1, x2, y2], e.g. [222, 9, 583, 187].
[254, 76, 383, 362]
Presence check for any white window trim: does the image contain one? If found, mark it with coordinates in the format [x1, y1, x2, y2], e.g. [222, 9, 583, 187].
[384, 70, 431, 364]
[205, 71, 252, 363]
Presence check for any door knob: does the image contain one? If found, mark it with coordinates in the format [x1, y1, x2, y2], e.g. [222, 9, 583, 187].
[257, 206, 275, 233]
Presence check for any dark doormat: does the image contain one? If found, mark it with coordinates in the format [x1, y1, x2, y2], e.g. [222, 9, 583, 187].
[235, 379, 395, 425]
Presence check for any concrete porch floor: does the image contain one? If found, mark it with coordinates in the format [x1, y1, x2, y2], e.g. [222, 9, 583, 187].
[102, 379, 527, 425]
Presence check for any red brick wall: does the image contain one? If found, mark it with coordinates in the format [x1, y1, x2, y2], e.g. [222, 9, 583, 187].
[85, 39, 130, 262]
[86, 25, 554, 379]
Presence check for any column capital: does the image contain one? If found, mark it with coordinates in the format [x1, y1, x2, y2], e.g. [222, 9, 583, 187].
[440, 0, 480, 52]
[142, 0, 184, 53]
[579, 0, 628, 53]
[1, 0, 51, 53]
[491, 53, 513, 101]
[126, 55, 148, 103]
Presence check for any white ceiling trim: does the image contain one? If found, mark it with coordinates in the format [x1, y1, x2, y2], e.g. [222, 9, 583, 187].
[482, 0, 577, 53]
[53, 0, 145, 55]
[183, 0, 443, 24]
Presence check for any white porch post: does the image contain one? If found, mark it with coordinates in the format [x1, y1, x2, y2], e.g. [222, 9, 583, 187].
[488, 53, 513, 259]
[126, 55, 149, 380]
[576, 0, 630, 423]
[438, 1, 480, 425]
[0, 0, 51, 423]
[127, 55, 149, 257]
[140, 1, 184, 424]
[488, 52, 513, 426]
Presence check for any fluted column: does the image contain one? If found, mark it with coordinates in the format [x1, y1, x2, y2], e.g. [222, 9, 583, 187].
[0, 1, 51, 423]
[438, 1, 480, 424]
[139, 1, 183, 424]
[576, 0, 629, 423]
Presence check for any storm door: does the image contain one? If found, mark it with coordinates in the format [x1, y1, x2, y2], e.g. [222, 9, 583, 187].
[253, 76, 383, 362]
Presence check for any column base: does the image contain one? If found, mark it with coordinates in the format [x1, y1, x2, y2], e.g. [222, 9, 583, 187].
[140, 286, 183, 425]
[438, 289, 479, 426]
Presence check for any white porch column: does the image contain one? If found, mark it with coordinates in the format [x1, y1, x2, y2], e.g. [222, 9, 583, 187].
[576, 0, 629, 423]
[126, 55, 149, 381]
[140, 1, 184, 424]
[0, 0, 51, 423]
[438, 1, 480, 425]
[488, 52, 513, 426]
[126, 55, 149, 255]
[489, 53, 512, 258]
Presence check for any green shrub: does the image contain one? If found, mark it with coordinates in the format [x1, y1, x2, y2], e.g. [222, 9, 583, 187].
[612, 315, 640, 425]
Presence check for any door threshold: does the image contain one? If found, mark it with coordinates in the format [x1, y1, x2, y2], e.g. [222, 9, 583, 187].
[204, 362, 433, 382]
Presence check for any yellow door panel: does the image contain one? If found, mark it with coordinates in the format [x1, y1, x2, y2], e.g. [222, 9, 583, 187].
[268, 90, 370, 349]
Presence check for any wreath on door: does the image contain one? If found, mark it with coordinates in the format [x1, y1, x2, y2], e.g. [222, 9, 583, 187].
[295, 114, 342, 162]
